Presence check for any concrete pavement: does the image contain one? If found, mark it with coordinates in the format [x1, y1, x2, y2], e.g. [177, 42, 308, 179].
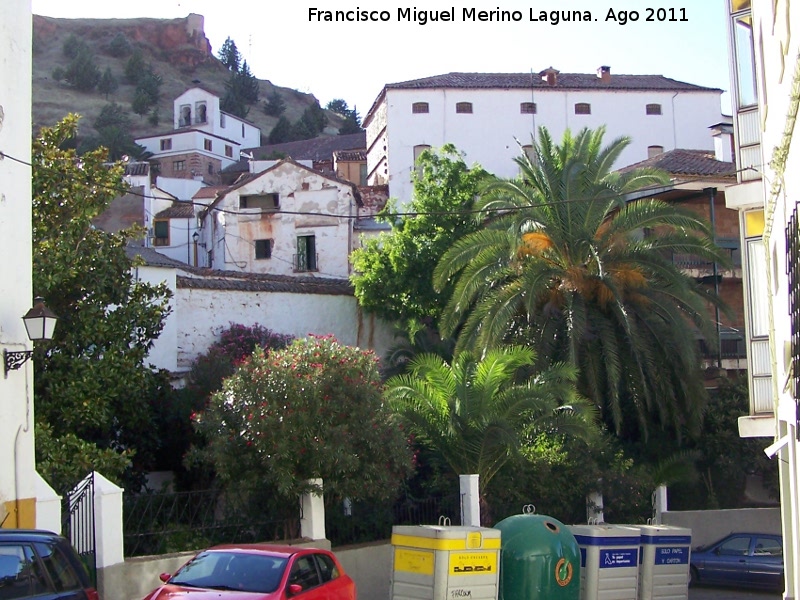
[690, 585, 781, 600]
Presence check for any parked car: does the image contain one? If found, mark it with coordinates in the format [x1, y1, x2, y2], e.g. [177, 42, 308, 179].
[0, 528, 99, 600]
[143, 544, 356, 600]
[690, 532, 783, 590]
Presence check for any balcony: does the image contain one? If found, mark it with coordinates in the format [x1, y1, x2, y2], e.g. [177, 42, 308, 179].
[669, 238, 742, 278]
[293, 253, 318, 273]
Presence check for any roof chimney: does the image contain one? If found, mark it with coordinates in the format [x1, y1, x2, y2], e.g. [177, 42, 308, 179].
[597, 65, 611, 83]
[540, 67, 560, 87]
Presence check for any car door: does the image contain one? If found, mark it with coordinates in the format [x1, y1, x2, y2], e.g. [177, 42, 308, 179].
[312, 553, 353, 600]
[287, 554, 323, 599]
[701, 534, 752, 586]
[746, 536, 784, 589]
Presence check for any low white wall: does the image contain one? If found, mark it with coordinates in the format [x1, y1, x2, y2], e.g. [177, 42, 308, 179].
[662, 507, 781, 548]
[334, 541, 392, 600]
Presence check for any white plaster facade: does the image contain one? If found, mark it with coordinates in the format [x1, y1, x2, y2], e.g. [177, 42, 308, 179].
[722, 1, 800, 597]
[200, 160, 359, 278]
[0, 0, 56, 528]
[365, 71, 724, 207]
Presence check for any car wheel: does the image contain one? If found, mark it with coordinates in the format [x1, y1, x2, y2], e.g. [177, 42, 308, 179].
[689, 566, 698, 588]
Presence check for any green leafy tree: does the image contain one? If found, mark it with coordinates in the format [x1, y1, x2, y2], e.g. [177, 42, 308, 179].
[98, 67, 119, 100]
[217, 36, 241, 71]
[263, 91, 286, 117]
[351, 145, 489, 333]
[63, 47, 101, 92]
[435, 127, 729, 440]
[267, 116, 293, 144]
[385, 345, 595, 522]
[194, 336, 413, 501]
[32, 115, 173, 492]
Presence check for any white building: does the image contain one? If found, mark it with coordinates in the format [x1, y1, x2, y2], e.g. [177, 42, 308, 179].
[136, 87, 261, 183]
[364, 68, 724, 206]
[723, 0, 800, 598]
[0, 0, 59, 530]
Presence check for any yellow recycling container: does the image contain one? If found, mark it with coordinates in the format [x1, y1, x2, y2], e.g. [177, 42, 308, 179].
[390, 524, 501, 600]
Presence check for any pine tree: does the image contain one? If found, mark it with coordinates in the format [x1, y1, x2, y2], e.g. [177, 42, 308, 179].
[124, 49, 146, 85]
[263, 91, 286, 117]
[98, 67, 118, 99]
[267, 116, 293, 144]
[63, 47, 101, 92]
[217, 37, 241, 72]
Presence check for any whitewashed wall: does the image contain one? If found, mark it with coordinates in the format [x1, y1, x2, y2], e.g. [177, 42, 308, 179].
[133, 265, 178, 373]
[368, 85, 722, 206]
[174, 88, 260, 148]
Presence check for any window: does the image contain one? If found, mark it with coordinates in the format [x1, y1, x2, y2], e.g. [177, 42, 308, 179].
[255, 239, 272, 259]
[314, 554, 339, 583]
[33, 543, 80, 593]
[240, 194, 280, 210]
[160, 138, 172, 151]
[179, 105, 191, 127]
[0, 544, 49, 599]
[295, 235, 317, 272]
[520, 102, 537, 114]
[455, 102, 473, 114]
[220, 113, 226, 128]
[412, 102, 429, 114]
[574, 103, 591, 115]
[207, 163, 214, 175]
[289, 556, 321, 590]
[647, 145, 664, 158]
[242, 124, 246, 137]
[195, 102, 207, 124]
[717, 536, 751, 556]
[173, 160, 186, 172]
[732, 11, 758, 107]
[225, 145, 233, 158]
[646, 103, 662, 115]
[204, 138, 212, 151]
[153, 220, 169, 246]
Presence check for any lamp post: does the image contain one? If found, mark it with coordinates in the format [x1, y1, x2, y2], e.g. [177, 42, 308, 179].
[4, 297, 58, 377]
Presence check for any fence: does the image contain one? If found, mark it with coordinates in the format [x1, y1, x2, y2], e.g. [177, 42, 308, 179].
[326, 494, 461, 547]
[123, 488, 302, 557]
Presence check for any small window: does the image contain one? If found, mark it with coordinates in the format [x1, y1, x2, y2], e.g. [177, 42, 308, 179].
[255, 239, 272, 259]
[412, 102, 429, 114]
[225, 145, 233, 158]
[574, 103, 591, 115]
[647, 145, 664, 158]
[296, 235, 317, 272]
[520, 102, 537, 114]
[204, 139, 212, 151]
[196, 102, 207, 124]
[455, 102, 473, 114]
[242, 124, 245, 137]
[160, 138, 172, 151]
[33, 543, 81, 592]
[314, 554, 340, 583]
[179, 105, 191, 127]
[289, 556, 321, 590]
[220, 114, 226, 128]
[153, 220, 169, 246]
[646, 103, 662, 115]
[240, 193, 280, 210]
[207, 163, 214, 175]
[173, 160, 186, 172]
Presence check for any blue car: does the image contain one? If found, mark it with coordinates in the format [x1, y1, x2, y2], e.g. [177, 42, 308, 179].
[690, 532, 783, 591]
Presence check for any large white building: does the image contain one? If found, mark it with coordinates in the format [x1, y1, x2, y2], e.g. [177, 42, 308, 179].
[364, 68, 724, 206]
[722, 0, 800, 598]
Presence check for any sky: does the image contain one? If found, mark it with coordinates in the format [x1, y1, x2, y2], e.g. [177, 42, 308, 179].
[30, 0, 733, 118]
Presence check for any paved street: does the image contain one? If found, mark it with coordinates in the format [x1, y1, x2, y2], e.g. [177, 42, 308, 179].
[690, 586, 781, 600]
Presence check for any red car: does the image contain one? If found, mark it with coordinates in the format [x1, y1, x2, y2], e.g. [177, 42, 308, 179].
[143, 544, 356, 600]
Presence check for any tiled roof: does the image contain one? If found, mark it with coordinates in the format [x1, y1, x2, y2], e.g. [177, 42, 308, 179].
[125, 244, 190, 268]
[155, 202, 196, 218]
[384, 72, 719, 92]
[192, 186, 229, 200]
[177, 271, 352, 296]
[621, 149, 735, 178]
[335, 150, 366, 161]
[223, 132, 366, 174]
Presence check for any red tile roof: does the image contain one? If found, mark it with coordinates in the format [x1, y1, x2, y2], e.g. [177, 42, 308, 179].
[621, 149, 735, 178]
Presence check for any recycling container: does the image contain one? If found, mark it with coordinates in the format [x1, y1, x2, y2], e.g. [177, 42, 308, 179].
[569, 524, 642, 600]
[494, 513, 580, 600]
[637, 524, 691, 600]
[390, 525, 501, 600]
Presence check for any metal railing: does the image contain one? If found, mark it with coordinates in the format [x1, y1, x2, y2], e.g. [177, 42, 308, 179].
[123, 488, 301, 557]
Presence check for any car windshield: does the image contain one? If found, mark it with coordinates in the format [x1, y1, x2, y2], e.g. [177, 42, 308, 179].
[170, 551, 289, 594]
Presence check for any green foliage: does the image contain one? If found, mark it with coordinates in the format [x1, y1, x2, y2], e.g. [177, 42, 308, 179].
[124, 49, 146, 85]
[63, 47, 101, 92]
[62, 34, 84, 59]
[351, 145, 489, 332]
[217, 36, 241, 72]
[107, 32, 133, 58]
[435, 127, 728, 441]
[148, 108, 160, 127]
[299, 101, 326, 136]
[326, 99, 362, 134]
[98, 67, 118, 99]
[220, 89, 249, 119]
[32, 115, 173, 492]
[51, 66, 65, 82]
[132, 87, 153, 117]
[263, 91, 286, 117]
[385, 345, 596, 522]
[267, 116, 293, 144]
[221, 60, 259, 119]
[194, 336, 413, 502]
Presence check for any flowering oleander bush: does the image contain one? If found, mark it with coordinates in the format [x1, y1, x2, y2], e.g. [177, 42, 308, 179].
[193, 336, 413, 501]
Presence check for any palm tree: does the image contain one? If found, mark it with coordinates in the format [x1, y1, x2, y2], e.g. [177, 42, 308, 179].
[434, 127, 729, 440]
[384, 345, 596, 523]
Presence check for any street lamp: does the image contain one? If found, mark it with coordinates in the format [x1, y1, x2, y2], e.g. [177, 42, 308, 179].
[4, 297, 58, 377]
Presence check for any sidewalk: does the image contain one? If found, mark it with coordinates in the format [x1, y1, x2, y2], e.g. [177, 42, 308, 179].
[690, 586, 781, 600]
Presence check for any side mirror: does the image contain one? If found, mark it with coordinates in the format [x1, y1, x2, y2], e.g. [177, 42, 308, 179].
[288, 584, 303, 595]
[159, 573, 172, 583]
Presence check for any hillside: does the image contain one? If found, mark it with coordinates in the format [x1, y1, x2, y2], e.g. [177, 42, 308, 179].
[31, 14, 343, 145]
